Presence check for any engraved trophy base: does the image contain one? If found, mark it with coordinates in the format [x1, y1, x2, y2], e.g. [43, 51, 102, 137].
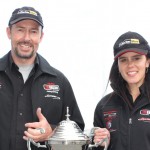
[51, 144, 82, 150]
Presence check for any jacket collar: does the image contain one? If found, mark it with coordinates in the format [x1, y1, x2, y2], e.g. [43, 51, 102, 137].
[111, 82, 147, 97]
[0, 51, 57, 77]
[36, 53, 57, 76]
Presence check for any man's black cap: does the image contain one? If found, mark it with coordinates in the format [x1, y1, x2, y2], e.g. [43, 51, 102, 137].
[8, 6, 44, 28]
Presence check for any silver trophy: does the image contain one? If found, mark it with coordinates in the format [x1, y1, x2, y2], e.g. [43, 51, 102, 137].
[27, 107, 108, 150]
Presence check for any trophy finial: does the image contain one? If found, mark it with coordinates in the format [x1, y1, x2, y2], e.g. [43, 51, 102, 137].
[66, 106, 70, 121]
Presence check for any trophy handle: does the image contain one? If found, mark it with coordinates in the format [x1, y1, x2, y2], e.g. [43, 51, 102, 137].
[27, 138, 47, 150]
[87, 127, 109, 150]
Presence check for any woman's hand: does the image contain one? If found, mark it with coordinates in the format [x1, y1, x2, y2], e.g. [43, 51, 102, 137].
[94, 128, 110, 147]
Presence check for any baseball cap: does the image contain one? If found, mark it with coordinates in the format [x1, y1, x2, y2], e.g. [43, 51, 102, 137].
[113, 31, 150, 59]
[8, 6, 44, 28]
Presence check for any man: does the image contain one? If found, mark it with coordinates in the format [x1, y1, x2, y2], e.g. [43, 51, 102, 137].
[0, 6, 84, 150]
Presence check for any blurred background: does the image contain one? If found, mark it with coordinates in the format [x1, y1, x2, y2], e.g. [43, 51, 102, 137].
[1, 0, 150, 129]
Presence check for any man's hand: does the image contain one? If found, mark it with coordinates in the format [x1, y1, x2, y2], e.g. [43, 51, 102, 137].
[23, 107, 53, 142]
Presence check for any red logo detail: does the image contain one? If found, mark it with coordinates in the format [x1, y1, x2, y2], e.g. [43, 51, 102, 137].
[104, 110, 117, 130]
[140, 109, 150, 115]
[43, 82, 55, 90]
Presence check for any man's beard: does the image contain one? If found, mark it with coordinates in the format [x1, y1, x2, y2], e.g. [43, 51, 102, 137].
[14, 47, 35, 59]
[14, 41, 35, 59]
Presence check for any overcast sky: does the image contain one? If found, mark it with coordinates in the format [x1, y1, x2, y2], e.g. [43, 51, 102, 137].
[1, 0, 150, 130]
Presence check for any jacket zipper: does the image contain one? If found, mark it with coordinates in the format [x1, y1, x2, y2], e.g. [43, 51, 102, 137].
[129, 118, 132, 124]
[129, 118, 132, 150]
[113, 91, 134, 150]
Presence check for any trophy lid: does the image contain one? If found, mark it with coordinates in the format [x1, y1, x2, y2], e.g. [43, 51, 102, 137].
[48, 107, 90, 145]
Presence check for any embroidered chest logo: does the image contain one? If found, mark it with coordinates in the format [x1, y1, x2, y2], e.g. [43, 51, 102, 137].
[103, 110, 117, 132]
[138, 109, 150, 122]
[140, 109, 150, 115]
[43, 82, 60, 93]
[43, 82, 60, 100]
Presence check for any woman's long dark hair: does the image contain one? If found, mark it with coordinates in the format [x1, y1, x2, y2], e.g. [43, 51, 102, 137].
[108, 57, 150, 108]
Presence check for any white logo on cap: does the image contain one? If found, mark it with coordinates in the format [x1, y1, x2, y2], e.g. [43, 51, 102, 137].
[17, 10, 37, 16]
[119, 39, 140, 47]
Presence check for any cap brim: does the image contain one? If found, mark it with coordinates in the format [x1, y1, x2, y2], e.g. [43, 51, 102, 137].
[114, 48, 148, 59]
[9, 17, 43, 27]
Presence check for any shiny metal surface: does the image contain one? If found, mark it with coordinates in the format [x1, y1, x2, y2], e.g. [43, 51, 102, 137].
[27, 107, 108, 150]
[51, 144, 85, 150]
[48, 107, 90, 146]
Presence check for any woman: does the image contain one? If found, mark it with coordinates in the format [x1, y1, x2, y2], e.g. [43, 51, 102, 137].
[93, 31, 150, 150]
